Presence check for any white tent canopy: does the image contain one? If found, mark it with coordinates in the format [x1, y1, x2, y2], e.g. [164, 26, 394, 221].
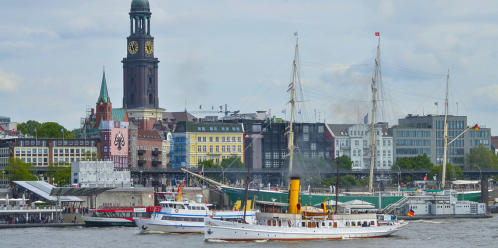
[342, 200, 375, 209]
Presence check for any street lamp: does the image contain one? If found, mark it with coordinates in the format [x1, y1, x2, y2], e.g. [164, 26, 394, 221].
[394, 164, 401, 191]
[475, 165, 482, 181]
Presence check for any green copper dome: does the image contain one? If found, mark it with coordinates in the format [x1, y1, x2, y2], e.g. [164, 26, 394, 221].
[131, 0, 150, 12]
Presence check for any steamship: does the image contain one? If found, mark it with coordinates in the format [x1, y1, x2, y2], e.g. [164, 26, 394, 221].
[204, 177, 406, 241]
[204, 35, 406, 242]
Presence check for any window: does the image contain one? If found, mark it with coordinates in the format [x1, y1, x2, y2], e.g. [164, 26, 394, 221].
[215, 146, 219, 152]
[265, 152, 271, 159]
[209, 146, 213, 153]
[265, 160, 271, 168]
[303, 125, 309, 133]
[209, 137, 213, 142]
[238, 137, 241, 142]
[203, 146, 207, 152]
[215, 137, 219, 142]
[232, 145, 236, 153]
[222, 146, 226, 152]
[355, 140, 359, 146]
[202, 137, 206, 142]
[238, 145, 241, 152]
[222, 137, 225, 142]
[303, 134, 309, 142]
[198, 137, 201, 142]
[227, 146, 231, 152]
[311, 143, 317, 150]
[318, 126, 324, 133]
[232, 137, 236, 142]
[197, 146, 201, 152]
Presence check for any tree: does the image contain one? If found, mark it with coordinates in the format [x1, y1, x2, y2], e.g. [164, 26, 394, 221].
[395, 154, 433, 170]
[3, 158, 36, 182]
[334, 155, 352, 170]
[54, 166, 71, 186]
[17, 120, 41, 136]
[199, 159, 220, 169]
[17, 120, 75, 138]
[221, 156, 245, 168]
[321, 174, 367, 189]
[466, 145, 498, 169]
[430, 163, 463, 180]
[46, 163, 72, 186]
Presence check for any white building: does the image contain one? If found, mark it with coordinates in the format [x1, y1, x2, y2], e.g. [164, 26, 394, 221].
[327, 123, 393, 170]
[162, 132, 172, 168]
[71, 161, 131, 188]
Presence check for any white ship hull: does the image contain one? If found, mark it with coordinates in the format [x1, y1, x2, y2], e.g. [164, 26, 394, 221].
[136, 218, 204, 233]
[204, 219, 407, 241]
[136, 210, 257, 234]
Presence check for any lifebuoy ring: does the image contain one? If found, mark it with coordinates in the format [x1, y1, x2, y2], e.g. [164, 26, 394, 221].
[175, 209, 179, 213]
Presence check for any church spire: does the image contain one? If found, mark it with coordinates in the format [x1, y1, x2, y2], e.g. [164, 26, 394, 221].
[98, 68, 110, 104]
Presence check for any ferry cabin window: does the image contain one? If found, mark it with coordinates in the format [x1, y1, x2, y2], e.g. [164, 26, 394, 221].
[370, 221, 375, 226]
[161, 216, 204, 222]
[302, 222, 305, 227]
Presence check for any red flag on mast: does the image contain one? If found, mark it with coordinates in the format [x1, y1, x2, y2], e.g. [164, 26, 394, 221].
[375, 32, 380, 36]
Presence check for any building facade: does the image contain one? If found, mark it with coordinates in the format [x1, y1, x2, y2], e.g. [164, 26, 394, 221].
[170, 122, 244, 169]
[392, 114, 491, 168]
[71, 161, 131, 188]
[0, 143, 9, 185]
[327, 123, 393, 170]
[136, 129, 163, 168]
[0, 138, 99, 181]
[100, 120, 129, 169]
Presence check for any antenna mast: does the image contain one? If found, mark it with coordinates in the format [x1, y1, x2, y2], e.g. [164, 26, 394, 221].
[441, 70, 449, 189]
[368, 34, 380, 193]
[287, 34, 299, 179]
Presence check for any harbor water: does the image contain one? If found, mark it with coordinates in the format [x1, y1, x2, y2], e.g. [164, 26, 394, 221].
[1, 217, 497, 248]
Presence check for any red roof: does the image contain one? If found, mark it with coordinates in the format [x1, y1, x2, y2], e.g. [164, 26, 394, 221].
[137, 129, 162, 140]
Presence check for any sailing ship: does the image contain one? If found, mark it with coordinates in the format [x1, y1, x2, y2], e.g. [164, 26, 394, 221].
[204, 35, 406, 242]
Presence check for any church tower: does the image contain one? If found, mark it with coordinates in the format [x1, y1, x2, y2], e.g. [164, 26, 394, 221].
[95, 70, 113, 128]
[122, 0, 159, 110]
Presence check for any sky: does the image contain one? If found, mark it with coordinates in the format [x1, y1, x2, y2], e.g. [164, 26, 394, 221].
[2, 0, 498, 134]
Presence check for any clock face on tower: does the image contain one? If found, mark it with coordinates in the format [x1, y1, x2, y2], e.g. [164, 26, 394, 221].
[145, 41, 153, 55]
[128, 41, 138, 54]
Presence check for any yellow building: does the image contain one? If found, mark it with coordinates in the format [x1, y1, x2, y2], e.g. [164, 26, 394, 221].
[171, 122, 244, 168]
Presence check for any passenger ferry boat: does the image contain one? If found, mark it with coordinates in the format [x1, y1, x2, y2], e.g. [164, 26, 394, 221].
[135, 184, 257, 233]
[82, 206, 160, 227]
[204, 177, 407, 241]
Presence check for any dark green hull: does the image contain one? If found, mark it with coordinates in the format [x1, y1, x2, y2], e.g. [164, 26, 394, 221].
[223, 188, 482, 209]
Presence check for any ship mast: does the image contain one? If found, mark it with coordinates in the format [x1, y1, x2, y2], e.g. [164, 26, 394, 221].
[368, 35, 380, 193]
[287, 35, 299, 179]
[441, 70, 450, 189]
